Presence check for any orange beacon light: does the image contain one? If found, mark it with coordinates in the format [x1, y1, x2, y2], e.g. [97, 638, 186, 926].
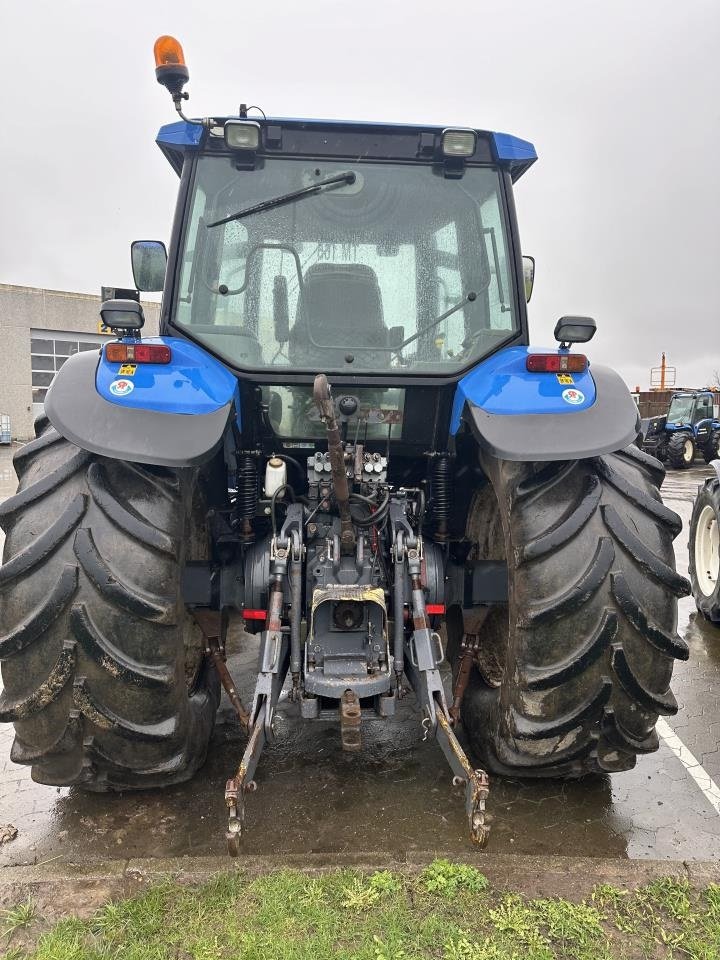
[153, 36, 189, 97]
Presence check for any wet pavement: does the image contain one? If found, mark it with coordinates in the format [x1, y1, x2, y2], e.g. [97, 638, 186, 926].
[1, 444, 719, 866]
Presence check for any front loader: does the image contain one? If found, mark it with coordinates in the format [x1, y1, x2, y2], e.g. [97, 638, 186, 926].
[0, 37, 690, 852]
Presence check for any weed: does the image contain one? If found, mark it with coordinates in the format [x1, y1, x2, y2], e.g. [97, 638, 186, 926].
[420, 859, 489, 898]
[1, 901, 36, 939]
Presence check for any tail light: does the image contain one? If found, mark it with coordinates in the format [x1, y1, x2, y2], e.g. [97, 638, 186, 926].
[106, 343, 172, 364]
[526, 353, 587, 373]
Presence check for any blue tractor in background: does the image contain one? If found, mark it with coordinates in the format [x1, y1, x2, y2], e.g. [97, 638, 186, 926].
[642, 390, 720, 469]
[0, 37, 690, 853]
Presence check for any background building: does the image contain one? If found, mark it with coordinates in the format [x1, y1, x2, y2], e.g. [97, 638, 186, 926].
[0, 284, 159, 440]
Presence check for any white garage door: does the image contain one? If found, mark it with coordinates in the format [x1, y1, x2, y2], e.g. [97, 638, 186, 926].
[30, 329, 109, 417]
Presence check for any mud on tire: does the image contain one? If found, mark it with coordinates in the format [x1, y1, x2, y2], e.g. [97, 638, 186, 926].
[457, 444, 690, 778]
[0, 417, 220, 790]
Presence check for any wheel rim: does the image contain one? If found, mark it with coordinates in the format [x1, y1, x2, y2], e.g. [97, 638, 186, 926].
[695, 504, 719, 597]
[683, 438, 694, 462]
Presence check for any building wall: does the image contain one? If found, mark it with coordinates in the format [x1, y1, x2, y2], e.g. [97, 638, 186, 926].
[0, 284, 160, 440]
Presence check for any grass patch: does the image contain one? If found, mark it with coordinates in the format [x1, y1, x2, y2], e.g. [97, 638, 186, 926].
[2, 862, 720, 959]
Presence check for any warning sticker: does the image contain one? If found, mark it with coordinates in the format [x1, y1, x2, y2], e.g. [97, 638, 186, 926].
[118, 364, 137, 376]
[109, 379, 134, 397]
[556, 374, 574, 385]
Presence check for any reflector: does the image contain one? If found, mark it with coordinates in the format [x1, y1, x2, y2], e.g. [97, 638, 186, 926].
[243, 609, 267, 621]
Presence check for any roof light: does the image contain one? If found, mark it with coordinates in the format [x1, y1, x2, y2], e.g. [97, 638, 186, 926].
[224, 120, 261, 152]
[442, 128, 476, 157]
[153, 35, 189, 97]
[526, 353, 587, 373]
[106, 343, 172, 364]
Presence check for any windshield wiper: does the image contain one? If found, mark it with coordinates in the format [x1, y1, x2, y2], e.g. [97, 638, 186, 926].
[207, 172, 356, 229]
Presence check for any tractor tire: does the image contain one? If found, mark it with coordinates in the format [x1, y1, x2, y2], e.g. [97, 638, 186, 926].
[702, 431, 720, 465]
[688, 477, 720, 623]
[454, 444, 689, 778]
[0, 416, 220, 791]
[667, 432, 696, 469]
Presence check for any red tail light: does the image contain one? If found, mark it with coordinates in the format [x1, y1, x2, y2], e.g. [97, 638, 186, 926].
[105, 343, 172, 364]
[426, 604, 446, 615]
[242, 609, 267, 621]
[526, 353, 587, 373]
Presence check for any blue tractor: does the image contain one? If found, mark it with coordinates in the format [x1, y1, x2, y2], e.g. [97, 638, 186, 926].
[0, 37, 690, 852]
[641, 390, 720, 469]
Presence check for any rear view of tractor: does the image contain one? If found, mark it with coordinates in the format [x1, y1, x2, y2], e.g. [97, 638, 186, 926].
[642, 390, 720, 468]
[0, 37, 691, 852]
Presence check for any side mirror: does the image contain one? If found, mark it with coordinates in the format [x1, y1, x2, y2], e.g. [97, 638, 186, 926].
[554, 315, 596, 345]
[131, 240, 167, 292]
[100, 299, 145, 333]
[273, 275, 290, 343]
[522, 255, 535, 303]
[388, 326, 405, 349]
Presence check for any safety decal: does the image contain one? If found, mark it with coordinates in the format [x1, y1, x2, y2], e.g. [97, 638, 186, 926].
[561, 388, 585, 405]
[556, 374, 574, 385]
[109, 378, 134, 397]
[118, 363, 137, 376]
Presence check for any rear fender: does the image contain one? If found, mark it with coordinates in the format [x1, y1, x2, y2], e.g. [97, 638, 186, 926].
[450, 346, 640, 461]
[45, 337, 239, 467]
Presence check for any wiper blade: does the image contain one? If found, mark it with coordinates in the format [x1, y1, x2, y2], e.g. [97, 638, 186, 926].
[207, 171, 356, 229]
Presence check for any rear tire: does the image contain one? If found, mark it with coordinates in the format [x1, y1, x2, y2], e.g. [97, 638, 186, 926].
[0, 417, 220, 791]
[667, 432, 695, 469]
[454, 445, 689, 778]
[688, 478, 720, 623]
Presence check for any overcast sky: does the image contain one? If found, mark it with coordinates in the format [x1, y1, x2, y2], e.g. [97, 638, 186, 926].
[1, 0, 718, 390]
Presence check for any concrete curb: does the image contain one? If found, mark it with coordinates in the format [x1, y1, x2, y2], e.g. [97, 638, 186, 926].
[2, 853, 720, 916]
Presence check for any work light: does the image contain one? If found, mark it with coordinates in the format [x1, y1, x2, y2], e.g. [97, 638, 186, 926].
[224, 121, 261, 151]
[441, 128, 477, 157]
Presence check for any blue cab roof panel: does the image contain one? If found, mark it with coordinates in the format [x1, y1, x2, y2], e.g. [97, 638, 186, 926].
[156, 118, 537, 180]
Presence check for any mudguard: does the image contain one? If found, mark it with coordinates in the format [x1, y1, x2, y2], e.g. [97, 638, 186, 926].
[45, 337, 239, 467]
[451, 346, 640, 461]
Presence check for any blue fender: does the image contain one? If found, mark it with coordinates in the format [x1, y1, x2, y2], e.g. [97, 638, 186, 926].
[451, 346, 640, 462]
[45, 338, 239, 467]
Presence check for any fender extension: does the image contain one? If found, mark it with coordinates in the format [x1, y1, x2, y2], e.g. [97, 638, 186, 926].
[460, 364, 640, 462]
[45, 351, 234, 467]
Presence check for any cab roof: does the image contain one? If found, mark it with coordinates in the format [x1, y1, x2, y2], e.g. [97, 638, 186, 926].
[156, 117, 537, 181]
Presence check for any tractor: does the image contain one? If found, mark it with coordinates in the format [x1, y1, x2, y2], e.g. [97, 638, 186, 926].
[641, 390, 720, 469]
[0, 37, 691, 853]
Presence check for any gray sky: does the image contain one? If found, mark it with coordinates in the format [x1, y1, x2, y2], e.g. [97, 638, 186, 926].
[2, 0, 719, 390]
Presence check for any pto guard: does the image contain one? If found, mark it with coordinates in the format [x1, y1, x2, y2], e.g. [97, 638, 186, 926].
[451, 346, 640, 461]
[45, 337, 239, 467]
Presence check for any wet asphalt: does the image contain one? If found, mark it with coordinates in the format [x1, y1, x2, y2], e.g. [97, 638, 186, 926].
[1, 445, 719, 867]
